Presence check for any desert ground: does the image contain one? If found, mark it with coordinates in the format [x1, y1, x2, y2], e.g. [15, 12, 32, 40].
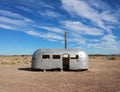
[0, 55, 120, 92]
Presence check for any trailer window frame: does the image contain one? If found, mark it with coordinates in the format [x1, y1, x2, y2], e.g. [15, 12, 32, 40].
[70, 55, 79, 59]
[53, 55, 61, 59]
[42, 55, 50, 59]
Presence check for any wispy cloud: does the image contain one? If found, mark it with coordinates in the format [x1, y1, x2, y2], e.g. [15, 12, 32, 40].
[38, 26, 65, 33]
[36, 0, 55, 9]
[0, 9, 33, 31]
[61, 0, 120, 54]
[25, 30, 63, 41]
[62, 21, 104, 36]
[87, 33, 120, 54]
[61, 0, 119, 31]
[39, 10, 61, 18]
[17, 6, 32, 13]
[0, 9, 32, 23]
[0, 23, 17, 30]
[101, 11, 118, 23]
[0, 9, 63, 42]
[0, 9, 25, 19]
[25, 30, 41, 37]
[0, 0, 120, 54]
[87, 0, 110, 11]
[0, 16, 30, 26]
[69, 38, 86, 45]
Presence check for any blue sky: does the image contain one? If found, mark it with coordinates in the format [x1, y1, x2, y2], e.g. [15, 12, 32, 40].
[0, 0, 120, 55]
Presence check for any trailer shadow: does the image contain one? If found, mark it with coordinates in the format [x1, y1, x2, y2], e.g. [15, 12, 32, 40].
[18, 68, 88, 72]
[18, 68, 43, 72]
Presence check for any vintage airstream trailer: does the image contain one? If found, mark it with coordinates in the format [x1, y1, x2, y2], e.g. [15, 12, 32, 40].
[31, 48, 89, 71]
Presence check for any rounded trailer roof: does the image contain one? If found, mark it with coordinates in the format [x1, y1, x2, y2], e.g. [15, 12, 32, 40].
[33, 48, 86, 55]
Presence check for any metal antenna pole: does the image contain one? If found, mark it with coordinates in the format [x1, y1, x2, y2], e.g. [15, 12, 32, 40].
[64, 32, 67, 49]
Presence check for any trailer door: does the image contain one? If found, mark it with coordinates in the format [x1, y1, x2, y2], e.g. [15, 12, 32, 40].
[62, 54, 69, 70]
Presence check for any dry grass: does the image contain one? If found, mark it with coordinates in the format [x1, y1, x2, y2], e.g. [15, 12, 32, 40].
[89, 56, 120, 60]
[0, 56, 120, 92]
[0, 55, 119, 65]
[0, 55, 32, 64]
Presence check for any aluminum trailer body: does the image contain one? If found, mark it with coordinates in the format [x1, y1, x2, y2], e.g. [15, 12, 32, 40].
[31, 49, 89, 70]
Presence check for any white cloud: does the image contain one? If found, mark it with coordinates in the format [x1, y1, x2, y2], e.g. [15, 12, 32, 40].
[24, 18, 32, 22]
[35, 25, 88, 44]
[61, 0, 118, 31]
[38, 10, 61, 18]
[89, 39, 100, 42]
[62, 0, 98, 21]
[0, 9, 33, 31]
[0, 16, 26, 26]
[38, 26, 65, 34]
[17, 6, 32, 13]
[44, 32, 63, 40]
[37, 0, 55, 9]
[0, 9, 25, 19]
[25, 30, 42, 37]
[101, 34, 119, 48]
[87, 33, 120, 54]
[0, 24, 17, 30]
[87, 41, 120, 54]
[0, 16, 33, 32]
[87, 43, 99, 47]
[63, 21, 104, 36]
[61, 0, 120, 54]
[87, 0, 110, 11]
[0, 9, 63, 42]
[69, 38, 86, 45]
[101, 11, 118, 23]
[102, 34, 116, 41]
[25, 30, 63, 41]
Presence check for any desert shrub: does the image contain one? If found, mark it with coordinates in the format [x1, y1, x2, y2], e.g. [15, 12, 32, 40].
[107, 56, 116, 60]
[92, 57, 95, 59]
[17, 61, 21, 64]
[1, 62, 9, 64]
[10, 61, 16, 64]
[15, 57, 19, 60]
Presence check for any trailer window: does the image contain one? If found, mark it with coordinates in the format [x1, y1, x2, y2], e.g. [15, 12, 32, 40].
[70, 55, 79, 59]
[53, 55, 60, 59]
[42, 55, 50, 59]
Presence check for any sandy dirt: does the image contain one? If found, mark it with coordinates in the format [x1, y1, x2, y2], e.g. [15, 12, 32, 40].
[0, 57, 120, 92]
